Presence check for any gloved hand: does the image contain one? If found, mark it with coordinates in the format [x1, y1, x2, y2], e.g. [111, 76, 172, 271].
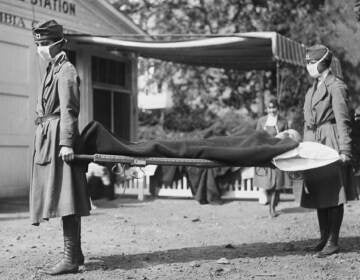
[339, 153, 351, 164]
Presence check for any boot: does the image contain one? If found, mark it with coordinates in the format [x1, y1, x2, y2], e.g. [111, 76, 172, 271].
[317, 204, 343, 258]
[305, 208, 329, 252]
[46, 215, 79, 275]
[77, 217, 85, 266]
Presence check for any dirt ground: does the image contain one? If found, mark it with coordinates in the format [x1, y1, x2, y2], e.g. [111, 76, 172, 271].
[1, 195, 360, 280]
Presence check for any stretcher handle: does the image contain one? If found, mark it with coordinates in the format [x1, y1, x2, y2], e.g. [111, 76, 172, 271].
[74, 154, 94, 161]
[74, 154, 234, 167]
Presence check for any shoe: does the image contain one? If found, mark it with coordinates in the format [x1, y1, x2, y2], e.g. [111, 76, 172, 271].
[45, 259, 79, 275]
[316, 242, 340, 258]
[304, 239, 327, 252]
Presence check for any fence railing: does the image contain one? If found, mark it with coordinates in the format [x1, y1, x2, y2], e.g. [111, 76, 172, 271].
[114, 167, 263, 201]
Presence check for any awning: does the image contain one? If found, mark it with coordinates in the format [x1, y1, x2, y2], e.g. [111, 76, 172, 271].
[67, 31, 342, 76]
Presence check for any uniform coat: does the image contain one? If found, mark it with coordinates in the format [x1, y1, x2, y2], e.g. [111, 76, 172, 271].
[301, 72, 358, 208]
[254, 115, 288, 190]
[30, 52, 90, 225]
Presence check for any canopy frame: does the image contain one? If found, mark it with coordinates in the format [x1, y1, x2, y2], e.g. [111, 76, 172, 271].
[67, 31, 343, 102]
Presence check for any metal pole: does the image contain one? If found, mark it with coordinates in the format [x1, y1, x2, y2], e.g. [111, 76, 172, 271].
[276, 61, 281, 103]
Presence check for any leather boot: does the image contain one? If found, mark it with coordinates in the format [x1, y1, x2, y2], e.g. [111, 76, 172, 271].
[46, 215, 79, 275]
[317, 204, 343, 258]
[77, 217, 85, 265]
[305, 208, 329, 252]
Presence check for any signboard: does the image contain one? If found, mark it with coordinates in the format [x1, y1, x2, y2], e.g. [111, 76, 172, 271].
[17, 0, 76, 16]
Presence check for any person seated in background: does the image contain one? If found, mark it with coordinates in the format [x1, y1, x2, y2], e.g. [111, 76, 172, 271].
[254, 99, 289, 217]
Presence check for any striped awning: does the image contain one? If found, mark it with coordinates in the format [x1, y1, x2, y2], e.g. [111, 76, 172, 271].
[68, 31, 342, 77]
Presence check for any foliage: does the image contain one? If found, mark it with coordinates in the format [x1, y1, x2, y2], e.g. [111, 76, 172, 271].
[110, 0, 360, 139]
[137, 110, 256, 141]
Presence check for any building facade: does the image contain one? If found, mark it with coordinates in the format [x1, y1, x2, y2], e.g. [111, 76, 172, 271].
[0, 0, 145, 197]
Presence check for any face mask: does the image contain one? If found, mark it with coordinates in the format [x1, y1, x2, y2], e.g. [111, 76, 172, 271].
[306, 50, 329, 78]
[37, 45, 51, 61]
[36, 39, 63, 61]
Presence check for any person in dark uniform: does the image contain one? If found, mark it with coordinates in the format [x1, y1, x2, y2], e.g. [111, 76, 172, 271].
[254, 99, 288, 217]
[31, 20, 91, 274]
[302, 44, 358, 257]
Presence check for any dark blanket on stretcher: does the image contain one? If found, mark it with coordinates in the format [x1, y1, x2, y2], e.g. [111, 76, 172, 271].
[78, 121, 298, 166]
[150, 165, 242, 204]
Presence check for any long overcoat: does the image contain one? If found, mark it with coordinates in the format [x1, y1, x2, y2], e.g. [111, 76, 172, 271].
[301, 72, 358, 209]
[30, 52, 90, 225]
[254, 115, 288, 190]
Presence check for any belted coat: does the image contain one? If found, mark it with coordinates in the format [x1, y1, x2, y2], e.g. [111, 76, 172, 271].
[300, 72, 359, 208]
[30, 52, 90, 225]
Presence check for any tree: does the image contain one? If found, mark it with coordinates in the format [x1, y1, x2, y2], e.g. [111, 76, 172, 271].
[109, 0, 360, 137]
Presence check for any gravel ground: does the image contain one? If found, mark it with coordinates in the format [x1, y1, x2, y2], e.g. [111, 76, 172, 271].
[1, 195, 360, 280]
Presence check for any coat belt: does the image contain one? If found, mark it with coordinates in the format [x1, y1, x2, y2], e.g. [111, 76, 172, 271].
[306, 119, 336, 131]
[35, 114, 60, 125]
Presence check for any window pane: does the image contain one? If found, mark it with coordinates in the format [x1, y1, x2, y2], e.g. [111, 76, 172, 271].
[91, 56, 126, 86]
[114, 92, 131, 140]
[93, 89, 111, 131]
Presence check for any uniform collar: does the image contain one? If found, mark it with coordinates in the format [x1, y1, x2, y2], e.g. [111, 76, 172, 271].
[51, 51, 67, 74]
[317, 69, 330, 86]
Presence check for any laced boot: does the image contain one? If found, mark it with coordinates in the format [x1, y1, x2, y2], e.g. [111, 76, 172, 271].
[305, 208, 329, 252]
[317, 204, 343, 258]
[46, 215, 79, 275]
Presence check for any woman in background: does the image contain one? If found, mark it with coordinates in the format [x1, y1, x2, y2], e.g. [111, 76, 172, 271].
[254, 99, 288, 217]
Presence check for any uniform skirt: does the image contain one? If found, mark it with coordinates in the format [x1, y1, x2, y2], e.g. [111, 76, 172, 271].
[300, 123, 359, 209]
[254, 167, 286, 191]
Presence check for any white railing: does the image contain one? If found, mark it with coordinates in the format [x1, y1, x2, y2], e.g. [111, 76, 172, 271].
[114, 167, 262, 201]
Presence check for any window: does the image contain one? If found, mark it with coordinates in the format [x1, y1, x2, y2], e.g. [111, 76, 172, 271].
[92, 56, 126, 86]
[92, 56, 131, 140]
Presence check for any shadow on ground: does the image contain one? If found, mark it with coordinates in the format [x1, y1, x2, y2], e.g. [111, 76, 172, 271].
[0, 196, 28, 213]
[280, 206, 315, 214]
[91, 196, 156, 209]
[84, 236, 360, 271]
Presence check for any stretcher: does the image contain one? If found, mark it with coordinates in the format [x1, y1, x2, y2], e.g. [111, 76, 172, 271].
[75, 153, 259, 201]
[74, 141, 340, 170]
[75, 141, 341, 201]
[75, 154, 243, 168]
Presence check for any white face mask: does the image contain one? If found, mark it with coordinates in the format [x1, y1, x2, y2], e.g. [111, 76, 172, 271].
[306, 50, 329, 78]
[37, 45, 52, 61]
[36, 39, 63, 61]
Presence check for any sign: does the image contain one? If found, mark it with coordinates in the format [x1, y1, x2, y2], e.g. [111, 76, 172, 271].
[0, 11, 78, 32]
[0, 11, 30, 29]
[17, 0, 76, 16]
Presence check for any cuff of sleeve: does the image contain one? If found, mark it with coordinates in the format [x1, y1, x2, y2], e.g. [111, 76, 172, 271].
[340, 148, 352, 157]
[60, 139, 74, 147]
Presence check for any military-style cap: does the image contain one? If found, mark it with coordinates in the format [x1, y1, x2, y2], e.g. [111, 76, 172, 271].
[305, 44, 329, 61]
[32, 20, 63, 42]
